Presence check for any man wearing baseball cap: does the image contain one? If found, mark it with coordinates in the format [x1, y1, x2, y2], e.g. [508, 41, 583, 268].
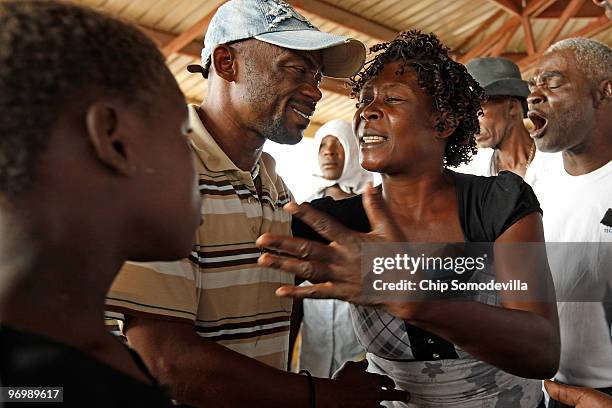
[460, 57, 559, 188]
[106, 1, 407, 407]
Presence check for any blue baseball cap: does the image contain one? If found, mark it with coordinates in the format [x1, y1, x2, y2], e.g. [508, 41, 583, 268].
[187, 0, 366, 78]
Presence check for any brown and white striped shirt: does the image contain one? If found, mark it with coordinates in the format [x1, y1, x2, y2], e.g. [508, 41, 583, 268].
[106, 104, 294, 370]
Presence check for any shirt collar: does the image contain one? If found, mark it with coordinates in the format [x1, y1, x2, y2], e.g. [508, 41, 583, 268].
[187, 104, 278, 201]
[188, 104, 240, 173]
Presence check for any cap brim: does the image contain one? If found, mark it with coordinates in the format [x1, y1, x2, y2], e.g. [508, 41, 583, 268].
[255, 30, 365, 78]
[187, 64, 206, 74]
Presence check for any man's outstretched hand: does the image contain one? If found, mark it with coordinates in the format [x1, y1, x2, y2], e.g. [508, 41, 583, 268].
[545, 380, 612, 407]
[256, 184, 403, 304]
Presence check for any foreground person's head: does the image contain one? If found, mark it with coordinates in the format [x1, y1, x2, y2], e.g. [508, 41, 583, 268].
[0, 1, 201, 262]
[350, 31, 484, 174]
[187, 0, 366, 146]
[527, 38, 612, 153]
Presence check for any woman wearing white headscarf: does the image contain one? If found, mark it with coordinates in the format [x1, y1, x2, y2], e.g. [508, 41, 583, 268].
[308, 119, 373, 201]
[296, 120, 372, 378]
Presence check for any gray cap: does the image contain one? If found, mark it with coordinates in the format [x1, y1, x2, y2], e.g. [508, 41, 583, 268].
[188, 0, 366, 79]
[465, 57, 529, 98]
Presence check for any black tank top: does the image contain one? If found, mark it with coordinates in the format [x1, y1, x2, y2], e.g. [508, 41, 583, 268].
[292, 170, 542, 361]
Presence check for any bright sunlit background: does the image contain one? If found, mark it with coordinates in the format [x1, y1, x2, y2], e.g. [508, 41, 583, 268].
[263, 138, 319, 203]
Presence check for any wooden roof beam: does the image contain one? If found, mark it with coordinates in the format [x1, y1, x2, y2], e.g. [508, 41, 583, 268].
[287, 0, 396, 41]
[460, 16, 522, 63]
[490, 23, 520, 56]
[455, 10, 505, 51]
[500, 52, 529, 61]
[536, 0, 605, 18]
[539, 0, 586, 51]
[138, 25, 203, 57]
[486, 0, 522, 17]
[522, 14, 537, 55]
[161, 1, 225, 57]
[559, 14, 612, 38]
[517, 14, 612, 70]
[523, 0, 558, 17]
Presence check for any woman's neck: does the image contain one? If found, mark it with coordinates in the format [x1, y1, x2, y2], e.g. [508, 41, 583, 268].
[381, 169, 454, 220]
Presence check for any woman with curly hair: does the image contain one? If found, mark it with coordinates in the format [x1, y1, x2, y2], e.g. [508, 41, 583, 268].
[257, 31, 560, 407]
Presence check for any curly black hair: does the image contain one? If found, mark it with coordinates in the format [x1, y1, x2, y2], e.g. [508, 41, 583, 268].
[0, 0, 172, 196]
[350, 30, 484, 168]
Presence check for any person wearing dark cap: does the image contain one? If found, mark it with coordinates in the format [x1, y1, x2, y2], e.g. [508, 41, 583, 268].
[105, 1, 406, 407]
[460, 57, 560, 188]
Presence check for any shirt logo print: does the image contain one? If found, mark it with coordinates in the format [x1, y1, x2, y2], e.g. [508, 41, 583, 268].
[601, 208, 612, 233]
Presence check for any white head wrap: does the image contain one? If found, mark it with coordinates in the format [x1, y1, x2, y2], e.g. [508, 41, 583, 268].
[311, 119, 373, 196]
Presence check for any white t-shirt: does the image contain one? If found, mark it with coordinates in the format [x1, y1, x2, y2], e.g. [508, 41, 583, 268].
[455, 148, 561, 191]
[535, 159, 612, 388]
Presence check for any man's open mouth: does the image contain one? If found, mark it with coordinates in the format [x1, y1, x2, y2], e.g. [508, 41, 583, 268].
[527, 111, 548, 138]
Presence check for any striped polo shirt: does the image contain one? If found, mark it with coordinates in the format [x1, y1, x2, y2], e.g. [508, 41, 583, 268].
[106, 104, 294, 370]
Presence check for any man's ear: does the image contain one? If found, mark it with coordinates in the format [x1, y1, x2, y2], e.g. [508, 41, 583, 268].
[599, 79, 612, 101]
[85, 102, 135, 176]
[211, 44, 237, 82]
[507, 98, 522, 118]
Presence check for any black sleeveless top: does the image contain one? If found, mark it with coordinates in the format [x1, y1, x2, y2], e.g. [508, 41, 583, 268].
[292, 170, 542, 361]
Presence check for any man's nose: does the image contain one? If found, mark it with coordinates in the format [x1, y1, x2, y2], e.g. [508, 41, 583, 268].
[527, 90, 546, 106]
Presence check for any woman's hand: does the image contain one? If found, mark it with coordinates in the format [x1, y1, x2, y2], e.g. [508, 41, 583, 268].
[256, 184, 404, 305]
[545, 380, 612, 408]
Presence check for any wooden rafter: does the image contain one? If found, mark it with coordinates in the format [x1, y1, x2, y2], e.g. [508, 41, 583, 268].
[500, 52, 529, 62]
[138, 25, 202, 57]
[161, 2, 225, 57]
[523, 0, 558, 17]
[517, 14, 612, 70]
[287, 0, 396, 41]
[560, 14, 612, 38]
[460, 16, 521, 63]
[463, 0, 610, 69]
[137, 25, 352, 97]
[490, 23, 520, 55]
[522, 14, 537, 54]
[486, 0, 522, 16]
[455, 10, 505, 51]
[537, 0, 605, 18]
[539, 0, 587, 51]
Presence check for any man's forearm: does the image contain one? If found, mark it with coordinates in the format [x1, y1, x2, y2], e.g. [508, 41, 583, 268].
[393, 301, 559, 379]
[130, 329, 329, 408]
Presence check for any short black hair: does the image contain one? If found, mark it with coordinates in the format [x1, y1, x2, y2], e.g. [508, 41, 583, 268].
[0, 0, 172, 196]
[350, 30, 485, 168]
